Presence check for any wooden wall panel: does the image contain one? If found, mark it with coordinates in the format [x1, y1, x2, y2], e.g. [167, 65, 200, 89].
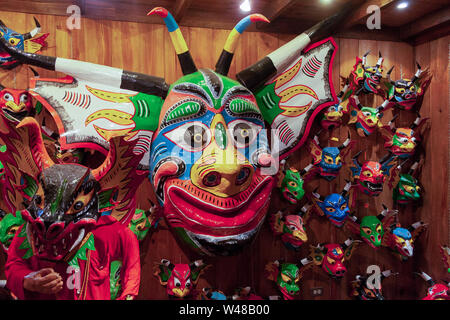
[0, 11, 448, 300]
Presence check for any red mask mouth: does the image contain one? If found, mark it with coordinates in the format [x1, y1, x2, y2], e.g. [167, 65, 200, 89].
[162, 174, 274, 251]
[22, 209, 96, 261]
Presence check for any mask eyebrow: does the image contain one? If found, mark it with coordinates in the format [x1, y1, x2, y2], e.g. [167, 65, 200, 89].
[172, 83, 213, 107]
[223, 86, 262, 120]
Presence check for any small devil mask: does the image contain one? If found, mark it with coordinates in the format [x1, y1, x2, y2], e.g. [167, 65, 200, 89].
[154, 259, 209, 299]
[270, 205, 310, 250]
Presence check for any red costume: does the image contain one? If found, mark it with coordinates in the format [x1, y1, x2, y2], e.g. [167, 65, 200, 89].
[5, 215, 140, 300]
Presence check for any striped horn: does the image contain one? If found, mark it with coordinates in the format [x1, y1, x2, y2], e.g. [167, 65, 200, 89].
[22, 17, 41, 40]
[215, 14, 270, 76]
[148, 7, 197, 75]
[236, 1, 357, 92]
[0, 28, 169, 97]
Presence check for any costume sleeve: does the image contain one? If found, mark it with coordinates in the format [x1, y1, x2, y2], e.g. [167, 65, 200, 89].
[116, 227, 141, 300]
[4, 225, 39, 300]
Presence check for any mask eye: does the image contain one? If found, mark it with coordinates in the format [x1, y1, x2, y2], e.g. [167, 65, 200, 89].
[3, 93, 13, 101]
[409, 86, 416, 92]
[324, 156, 333, 164]
[362, 111, 372, 117]
[362, 227, 372, 235]
[328, 106, 336, 112]
[229, 119, 262, 149]
[8, 37, 20, 46]
[33, 184, 45, 210]
[174, 277, 181, 287]
[340, 203, 347, 211]
[19, 93, 29, 103]
[376, 224, 382, 233]
[363, 170, 373, 177]
[164, 122, 211, 152]
[326, 207, 336, 213]
[66, 186, 95, 215]
[326, 256, 335, 265]
[416, 186, 420, 192]
[404, 185, 415, 193]
[335, 156, 341, 165]
[185, 278, 191, 288]
[281, 273, 292, 284]
[288, 181, 298, 188]
[396, 88, 406, 94]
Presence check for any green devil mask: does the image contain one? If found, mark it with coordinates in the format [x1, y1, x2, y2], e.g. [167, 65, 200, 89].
[280, 168, 305, 204]
[394, 173, 421, 204]
[359, 215, 384, 248]
[0, 210, 25, 251]
[265, 260, 301, 300]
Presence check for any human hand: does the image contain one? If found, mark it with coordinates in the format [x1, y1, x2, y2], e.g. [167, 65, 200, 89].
[23, 268, 63, 295]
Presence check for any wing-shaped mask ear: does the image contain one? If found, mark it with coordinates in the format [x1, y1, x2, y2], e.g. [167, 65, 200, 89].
[92, 135, 146, 225]
[0, 117, 53, 212]
[153, 259, 174, 286]
[0, 33, 169, 171]
[235, 3, 356, 160]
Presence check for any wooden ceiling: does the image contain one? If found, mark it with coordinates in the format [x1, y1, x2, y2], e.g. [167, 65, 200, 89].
[0, 0, 448, 45]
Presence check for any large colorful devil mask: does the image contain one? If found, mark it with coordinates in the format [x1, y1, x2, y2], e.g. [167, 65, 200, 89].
[270, 205, 310, 250]
[384, 63, 432, 111]
[310, 181, 351, 227]
[0, 117, 144, 261]
[0, 84, 34, 123]
[348, 95, 387, 137]
[0, 5, 356, 256]
[153, 259, 209, 299]
[348, 51, 384, 96]
[416, 271, 450, 300]
[0, 17, 48, 69]
[265, 260, 302, 300]
[351, 269, 396, 300]
[0, 210, 25, 252]
[350, 152, 396, 197]
[380, 114, 428, 158]
[301, 238, 360, 279]
[307, 132, 353, 181]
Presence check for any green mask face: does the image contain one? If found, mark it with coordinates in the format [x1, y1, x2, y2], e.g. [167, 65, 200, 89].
[276, 263, 300, 299]
[0, 211, 25, 251]
[393, 174, 420, 204]
[280, 169, 305, 204]
[359, 215, 383, 248]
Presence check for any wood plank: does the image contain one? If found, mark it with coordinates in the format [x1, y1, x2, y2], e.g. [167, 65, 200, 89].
[172, 0, 193, 22]
[400, 7, 450, 41]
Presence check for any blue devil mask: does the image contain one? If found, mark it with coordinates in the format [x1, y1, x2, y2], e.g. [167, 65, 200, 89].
[311, 182, 351, 227]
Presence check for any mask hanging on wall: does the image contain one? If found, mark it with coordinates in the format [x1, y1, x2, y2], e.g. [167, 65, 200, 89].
[306, 131, 354, 181]
[310, 181, 351, 227]
[0, 84, 34, 124]
[0, 4, 357, 256]
[346, 51, 385, 97]
[128, 206, 161, 242]
[348, 95, 387, 137]
[153, 259, 209, 299]
[0, 17, 48, 69]
[380, 114, 428, 158]
[265, 260, 305, 300]
[299, 238, 360, 279]
[378, 206, 427, 261]
[349, 151, 397, 199]
[390, 160, 422, 206]
[320, 79, 352, 130]
[0, 210, 25, 252]
[440, 245, 450, 274]
[346, 205, 390, 249]
[270, 204, 311, 250]
[276, 159, 306, 204]
[350, 268, 397, 300]
[416, 271, 450, 300]
[382, 63, 432, 112]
